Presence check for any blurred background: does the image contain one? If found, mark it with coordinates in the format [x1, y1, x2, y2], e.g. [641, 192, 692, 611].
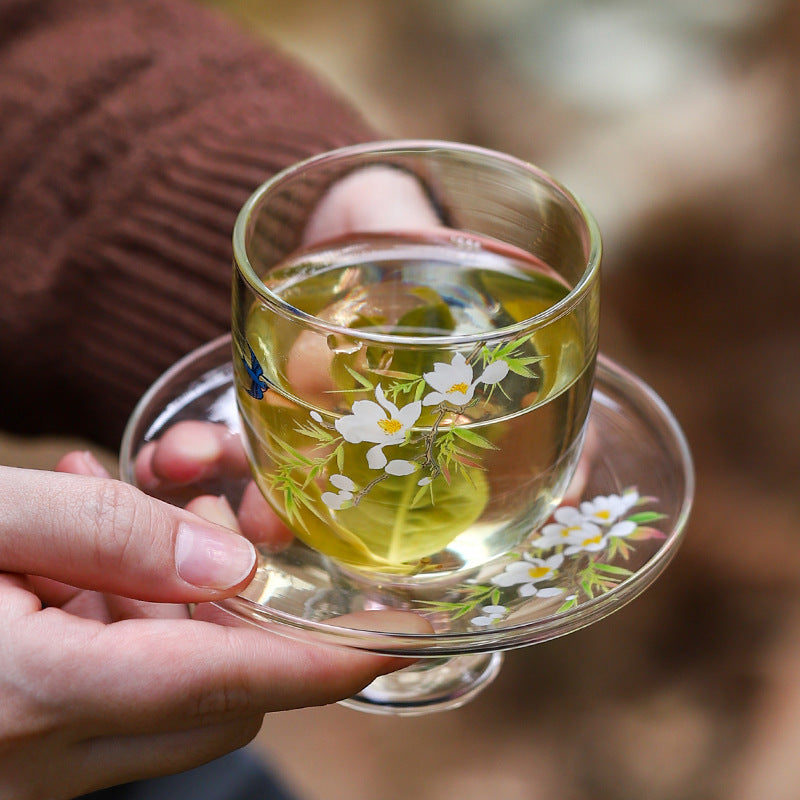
[4, 0, 799, 797]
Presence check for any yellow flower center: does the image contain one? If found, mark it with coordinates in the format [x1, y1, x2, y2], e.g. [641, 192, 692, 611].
[583, 533, 603, 546]
[448, 382, 469, 394]
[378, 418, 402, 435]
[528, 566, 550, 579]
[595, 510, 611, 520]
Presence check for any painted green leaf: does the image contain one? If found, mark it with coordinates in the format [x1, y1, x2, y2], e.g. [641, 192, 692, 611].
[628, 511, 667, 524]
[295, 422, 335, 443]
[505, 360, 537, 378]
[593, 562, 634, 577]
[344, 364, 374, 390]
[557, 597, 579, 614]
[452, 427, 499, 450]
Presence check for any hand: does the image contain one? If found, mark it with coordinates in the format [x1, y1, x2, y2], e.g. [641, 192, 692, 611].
[301, 164, 444, 245]
[0, 458, 425, 800]
[132, 420, 293, 552]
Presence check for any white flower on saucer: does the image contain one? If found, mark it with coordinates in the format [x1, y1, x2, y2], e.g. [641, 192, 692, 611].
[491, 553, 565, 597]
[580, 490, 640, 526]
[563, 528, 608, 555]
[531, 506, 603, 551]
[321, 474, 356, 510]
[334, 385, 421, 470]
[422, 352, 509, 408]
[563, 516, 638, 554]
[471, 605, 508, 627]
[605, 519, 638, 540]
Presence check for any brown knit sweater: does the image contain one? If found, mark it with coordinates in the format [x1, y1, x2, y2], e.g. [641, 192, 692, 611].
[0, 0, 378, 449]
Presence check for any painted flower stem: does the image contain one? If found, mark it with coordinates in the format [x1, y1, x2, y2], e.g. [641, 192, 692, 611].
[352, 472, 391, 505]
[421, 405, 449, 479]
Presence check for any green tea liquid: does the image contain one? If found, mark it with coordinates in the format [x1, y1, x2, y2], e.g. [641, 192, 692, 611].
[236, 232, 595, 576]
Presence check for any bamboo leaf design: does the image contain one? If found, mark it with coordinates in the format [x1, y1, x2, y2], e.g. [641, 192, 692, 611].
[452, 427, 499, 450]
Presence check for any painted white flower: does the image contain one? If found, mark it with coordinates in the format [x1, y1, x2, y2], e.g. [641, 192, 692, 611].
[334, 385, 421, 470]
[563, 527, 608, 555]
[606, 519, 637, 539]
[384, 459, 417, 476]
[491, 553, 565, 597]
[321, 474, 355, 510]
[422, 352, 509, 408]
[321, 491, 351, 510]
[579, 491, 640, 526]
[531, 505, 602, 551]
[329, 474, 355, 492]
[472, 605, 508, 627]
[563, 516, 639, 554]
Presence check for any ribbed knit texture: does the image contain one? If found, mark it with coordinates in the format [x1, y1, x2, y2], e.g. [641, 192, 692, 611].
[0, 0, 378, 449]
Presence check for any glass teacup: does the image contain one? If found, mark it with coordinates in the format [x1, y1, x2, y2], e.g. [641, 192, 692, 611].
[232, 140, 601, 583]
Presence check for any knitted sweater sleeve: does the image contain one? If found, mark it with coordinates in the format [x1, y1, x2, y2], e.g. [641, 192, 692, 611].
[0, 0, 379, 450]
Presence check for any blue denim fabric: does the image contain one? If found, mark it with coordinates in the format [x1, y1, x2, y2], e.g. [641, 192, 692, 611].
[77, 748, 298, 800]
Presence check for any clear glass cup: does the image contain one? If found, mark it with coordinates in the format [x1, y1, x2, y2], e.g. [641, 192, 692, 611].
[232, 140, 601, 584]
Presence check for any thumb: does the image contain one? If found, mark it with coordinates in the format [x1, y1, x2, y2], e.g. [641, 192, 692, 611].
[0, 464, 256, 603]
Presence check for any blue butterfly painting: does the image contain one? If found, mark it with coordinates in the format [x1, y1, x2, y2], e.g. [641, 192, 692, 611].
[242, 342, 269, 400]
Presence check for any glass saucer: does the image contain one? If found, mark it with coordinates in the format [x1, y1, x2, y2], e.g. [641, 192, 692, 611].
[121, 334, 693, 713]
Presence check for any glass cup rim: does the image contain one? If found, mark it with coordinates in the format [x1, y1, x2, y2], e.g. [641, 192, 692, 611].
[232, 138, 602, 347]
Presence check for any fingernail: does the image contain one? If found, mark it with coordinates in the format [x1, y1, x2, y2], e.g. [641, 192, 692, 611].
[175, 522, 256, 590]
[80, 451, 111, 478]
